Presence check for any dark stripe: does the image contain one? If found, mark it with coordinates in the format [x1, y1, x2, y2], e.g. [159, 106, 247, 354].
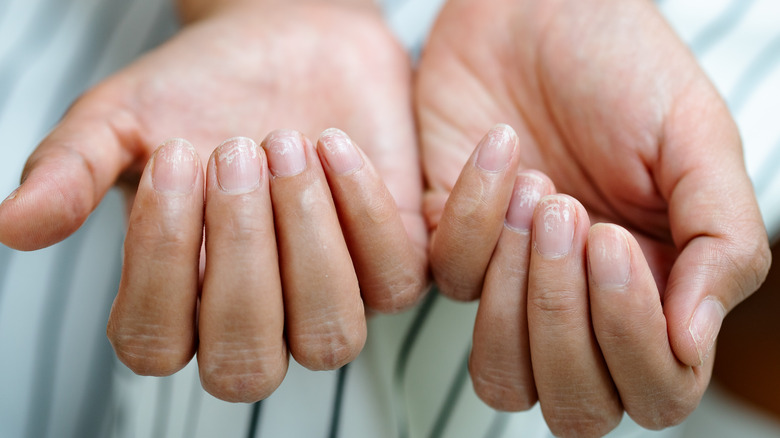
[483, 412, 511, 438]
[72, 226, 124, 438]
[40, 0, 137, 132]
[328, 364, 351, 438]
[689, 0, 755, 55]
[245, 401, 263, 438]
[429, 344, 471, 438]
[182, 371, 204, 438]
[393, 288, 439, 438]
[24, 220, 91, 438]
[0, 0, 74, 122]
[729, 31, 780, 112]
[152, 377, 174, 438]
[0, 244, 14, 312]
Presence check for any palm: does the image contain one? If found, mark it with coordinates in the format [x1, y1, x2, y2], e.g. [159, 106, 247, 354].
[86, 3, 423, 244]
[417, 0, 735, 288]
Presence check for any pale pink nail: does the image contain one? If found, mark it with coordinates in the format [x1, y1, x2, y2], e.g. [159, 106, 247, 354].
[152, 139, 198, 194]
[215, 137, 262, 193]
[3, 187, 19, 203]
[475, 124, 517, 172]
[689, 298, 726, 365]
[589, 224, 631, 287]
[319, 128, 363, 175]
[505, 172, 545, 231]
[534, 195, 575, 259]
[263, 130, 307, 177]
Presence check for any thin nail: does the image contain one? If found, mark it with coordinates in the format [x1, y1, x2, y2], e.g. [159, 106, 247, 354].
[3, 187, 19, 203]
[689, 297, 726, 365]
[505, 172, 545, 232]
[534, 195, 575, 259]
[319, 128, 363, 175]
[589, 224, 631, 287]
[475, 124, 517, 172]
[263, 130, 307, 177]
[152, 139, 198, 194]
[215, 137, 262, 193]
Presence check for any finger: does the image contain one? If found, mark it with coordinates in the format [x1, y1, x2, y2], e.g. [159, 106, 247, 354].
[0, 93, 141, 250]
[527, 195, 622, 437]
[198, 138, 288, 402]
[430, 124, 522, 301]
[316, 128, 427, 313]
[262, 130, 366, 371]
[588, 223, 710, 429]
[470, 171, 554, 411]
[106, 139, 203, 376]
[659, 88, 772, 367]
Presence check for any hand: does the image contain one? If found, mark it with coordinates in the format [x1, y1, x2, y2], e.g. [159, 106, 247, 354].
[416, 0, 771, 434]
[0, 1, 427, 402]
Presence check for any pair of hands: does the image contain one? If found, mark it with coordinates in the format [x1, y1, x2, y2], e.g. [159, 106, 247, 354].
[0, 0, 770, 435]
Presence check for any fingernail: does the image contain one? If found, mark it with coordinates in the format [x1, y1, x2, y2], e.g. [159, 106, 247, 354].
[319, 128, 363, 175]
[689, 297, 726, 365]
[215, 137, 262, 193]
[534, 196, 575, 259]
[263, 130, 307, 177]
[475, 124, 517, 172]
[589, 224, 630, 287]
[505, 172, 545, 232]
[152, 139, 198, 194]
[2, 187, 19, 204]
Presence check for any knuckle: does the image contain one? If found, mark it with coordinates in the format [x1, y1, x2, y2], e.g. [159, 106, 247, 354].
[363, 273, 427, 314]
[529, 286, 580, 317]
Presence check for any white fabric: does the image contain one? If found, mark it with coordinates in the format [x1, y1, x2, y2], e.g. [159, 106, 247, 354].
[0, 0, 778, 437]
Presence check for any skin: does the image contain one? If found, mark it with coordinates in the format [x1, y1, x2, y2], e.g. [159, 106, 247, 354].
[417, 0, 771, 435]
[0, 0, 427, 402]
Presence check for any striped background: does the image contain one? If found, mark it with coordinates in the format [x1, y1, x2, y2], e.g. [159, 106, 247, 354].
[0, 0, 779, 437]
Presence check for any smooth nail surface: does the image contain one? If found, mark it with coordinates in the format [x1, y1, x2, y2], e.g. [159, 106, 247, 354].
[505, 172, 545, 231]
[589, 224, 631, 287]
[534, 196, 575, 259]
[475, 124, 517, 172]
[263, 130, 306, 177]
[689, 297, 726, 365]
[152, 139, 198, 194]
[215, 137, 262, 193]
[319, 128, 363, 175]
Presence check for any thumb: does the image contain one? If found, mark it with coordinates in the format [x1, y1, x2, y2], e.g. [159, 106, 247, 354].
[0, 98, 140, 250]
[660, 90, 772, 367]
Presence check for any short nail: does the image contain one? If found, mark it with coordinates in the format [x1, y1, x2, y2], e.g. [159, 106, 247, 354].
[263, 130, 307, 177]
[475, 124, 517, 172]
[505, 172, 545, 231]
[3, 187, 19, 203]
[689, 298, 726, 365]
[589, 224, 631, 287]
[534, 196, 575, 259]
[215, 137, 262, 193]
[152, 139, 198, 194]
[319, 128, 363, 175]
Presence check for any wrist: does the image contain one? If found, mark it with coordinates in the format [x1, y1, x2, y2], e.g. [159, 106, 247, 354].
[177, 0, 378, 24]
